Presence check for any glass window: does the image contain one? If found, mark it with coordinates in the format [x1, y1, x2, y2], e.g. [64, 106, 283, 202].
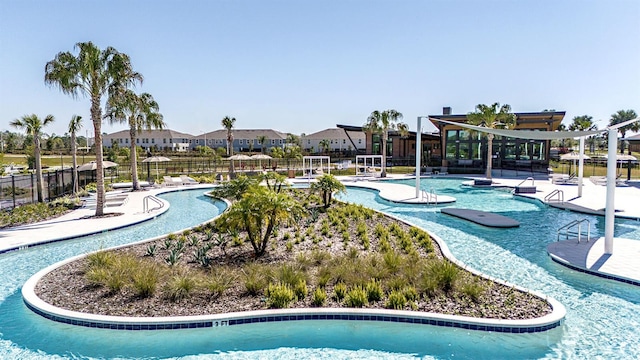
[459, 130, 470, 140]
[504, 142, 517, 159]
[445, 142, 456, 159]
[459, 143, 470, 159]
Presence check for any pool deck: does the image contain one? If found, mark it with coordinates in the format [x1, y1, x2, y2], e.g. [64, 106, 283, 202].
[0, 184, 213, 254]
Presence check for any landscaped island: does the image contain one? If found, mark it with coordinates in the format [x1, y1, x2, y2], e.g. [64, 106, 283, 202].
[35, 176, 551, 320]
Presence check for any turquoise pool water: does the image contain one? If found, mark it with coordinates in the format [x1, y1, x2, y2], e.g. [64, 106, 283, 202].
[1, 182, 639, 359]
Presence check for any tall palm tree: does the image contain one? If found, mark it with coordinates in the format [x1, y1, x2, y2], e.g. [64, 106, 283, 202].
[467, 103, 516, 179]
[363, 109, 405, 177]
[221, 116, 236, 173]
[68, 115, 83, 194]
[10, 114, 54, 202]
[609, 109, 639, 153]
[105, 90, 164, 190]
[45, 41, 142, 216]
[256, 135, 268, 153]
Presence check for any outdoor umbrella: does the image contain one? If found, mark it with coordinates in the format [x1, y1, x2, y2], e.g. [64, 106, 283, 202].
[77, 160, 118, 171]
[142, 156, 172, 181]
[560, 152, 590, 175]
[250, 154, 272, 169]
[228, 154, 252, 170]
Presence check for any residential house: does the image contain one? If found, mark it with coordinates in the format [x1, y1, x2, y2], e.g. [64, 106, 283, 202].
[302, 128, 366, 154]
[194, 129, 289, 153]
[103, 129, 191, 152]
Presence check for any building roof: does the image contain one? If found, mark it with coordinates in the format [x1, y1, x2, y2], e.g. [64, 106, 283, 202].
[104, 129, 193, 139]
[623, 133, 640, 141]
[303, 128, 365, 141]
[197, 129, 288, 140]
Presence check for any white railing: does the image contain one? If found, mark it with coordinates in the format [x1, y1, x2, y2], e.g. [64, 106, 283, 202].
[421, 188, 438, 204]
[143, 195, 164, 213]
[544, 189, 564, 203]
[557, 218, 591, 243]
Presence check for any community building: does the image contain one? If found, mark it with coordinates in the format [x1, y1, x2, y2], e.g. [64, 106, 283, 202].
[429, 107, 565, 173]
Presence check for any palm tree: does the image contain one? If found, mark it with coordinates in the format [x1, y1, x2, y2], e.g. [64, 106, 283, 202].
[310, 174, 346, 208]
[609, 109, 639, 153]
[256, 135, 268, 153]
[215, 185, 305, 257]
[319, 139, 331, 154]
[45, 41, 142, 216]
[222, 116, 236, 173]
[569, 115, 598, 153]
[10, 114, 54, 202]
[363, 109, 406, 177]
[105, 90, 164, 190]
[68, 115, 83, 194]
[467, 103, 516, 179]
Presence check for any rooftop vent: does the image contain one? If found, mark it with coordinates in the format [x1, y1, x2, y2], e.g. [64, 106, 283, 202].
[443, 107, 452, 115]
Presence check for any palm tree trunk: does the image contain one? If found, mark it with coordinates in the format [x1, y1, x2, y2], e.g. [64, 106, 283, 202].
[91, 96, 105, 216]
[71, 132, 78, 194]
[486, 134, 494, 179]
[129, 128, 139, 190]
[34, 136, 44, 202]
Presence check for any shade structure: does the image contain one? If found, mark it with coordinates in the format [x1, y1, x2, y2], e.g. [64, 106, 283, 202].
[228, 154, 252, 160]
[77, 160, 118, 171]
[250, 154, 272, 169]
[142, 156, 172, 180]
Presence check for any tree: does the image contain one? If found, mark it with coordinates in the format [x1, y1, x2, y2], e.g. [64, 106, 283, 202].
[466, 103, 516, 179]
[363, 109, 406, 177]
[256, 135, 268, 153]
[215, 185, 305, 257]
[10, 114, 54, 202]
[260, 171, 288, 193]
[609, 109, 639, 153]
[310, 174, 346, 208]
[222, 116, 236, 173]
[105, 90, 164, 190]
[569, 115, 598, 153]
[319, 139, 331, 154]
[45, 41, 142, 216]
[68, 115, 83, 194]
[209, 174, 257, 201]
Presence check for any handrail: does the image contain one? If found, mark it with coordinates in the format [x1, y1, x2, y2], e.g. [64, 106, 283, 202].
[421, 188, 438, 204]
[544, 189, 564, 203]
[143, 195, 164, 213]
[516, 177, 535, 187]
[557, 218, 591, 243]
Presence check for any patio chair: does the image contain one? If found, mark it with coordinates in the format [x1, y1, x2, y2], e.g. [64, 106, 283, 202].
[163, 176, 178, 187]
[180, 175, 198, 185]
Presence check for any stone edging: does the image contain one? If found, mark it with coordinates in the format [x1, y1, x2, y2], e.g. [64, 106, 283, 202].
[22, 186, 565, 332]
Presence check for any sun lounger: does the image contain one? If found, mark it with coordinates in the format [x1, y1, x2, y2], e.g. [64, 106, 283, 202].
[163, 176, 179, 187]
[180, 175, 198, 185]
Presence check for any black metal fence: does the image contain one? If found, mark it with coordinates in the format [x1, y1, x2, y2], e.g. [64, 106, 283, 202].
[0, 169, 77, 210]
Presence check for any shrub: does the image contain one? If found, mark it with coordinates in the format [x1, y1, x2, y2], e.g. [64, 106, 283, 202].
[86, 250, 115, 269]
[344, 286, 368, 308]
[293, 279, 308, 299]
[403, 286, 419, 302]
[317, 266, 332, 288]
[429, 260, 460, 293]
[365, 279, 383, 302]
[383, 251, 402, 273]
[460, 277, 485, 302]
[145, 244, 157, 257]
[132, 262, 159, 298]
[165, 273, 196, 302]
[386, 290, 407, 310]
[274, 264, 306, 288]
[206, 267, 236, 298]
[285, 241, 294, 252]
[266, 283, 295, 309]
[333, 282, 347, 301]
[165, 249, 182, 266]
[243, 264, 269, 296]
[312, 287, 327, 306]
[85, 267, 109, 287]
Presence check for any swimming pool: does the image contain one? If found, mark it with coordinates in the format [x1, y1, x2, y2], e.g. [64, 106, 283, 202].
[338, 178, 640, 359]
[1, 182, 639, 358]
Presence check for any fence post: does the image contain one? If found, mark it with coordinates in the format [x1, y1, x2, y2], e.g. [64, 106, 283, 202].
[11, 175, 16, 208]
[31, 173, 35, 203]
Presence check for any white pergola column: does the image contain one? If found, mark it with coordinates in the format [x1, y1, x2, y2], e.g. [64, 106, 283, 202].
[578, 136, 585, 197]
[604, 129, 617, 254]
[416, 117, 422, 198]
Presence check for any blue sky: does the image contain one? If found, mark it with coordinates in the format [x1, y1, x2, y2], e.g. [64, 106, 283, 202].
[1, 0, 638, 138]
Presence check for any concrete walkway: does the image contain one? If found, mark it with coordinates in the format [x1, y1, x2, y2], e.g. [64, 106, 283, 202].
[0, 184, 213, 254]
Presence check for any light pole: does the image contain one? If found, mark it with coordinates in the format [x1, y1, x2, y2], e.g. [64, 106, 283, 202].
[416, 117, 425, 198]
